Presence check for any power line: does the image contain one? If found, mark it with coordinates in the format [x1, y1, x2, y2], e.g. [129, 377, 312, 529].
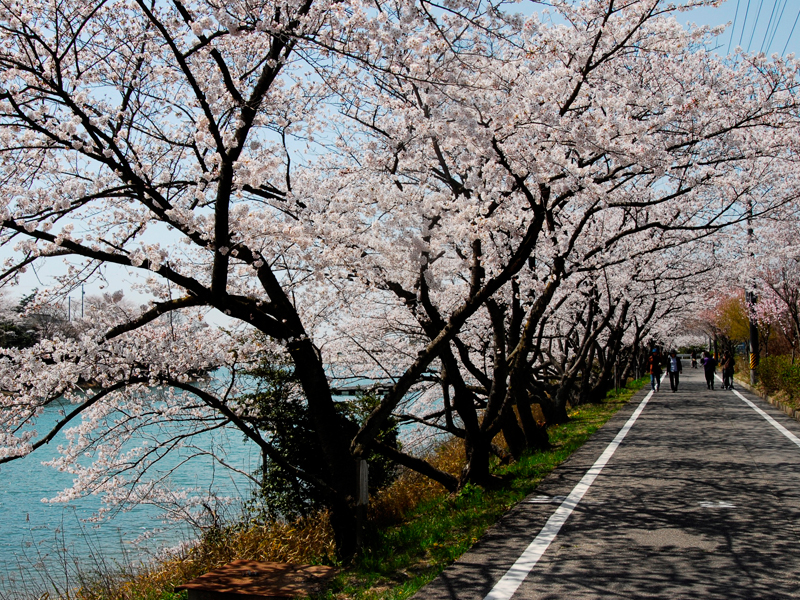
[729, 0, 742, 54]
[746, 0, 766, 53]
[759, 0, 781, 54]
[766, 0, 788, 54]
[782, 4, 800, 56]
[738, 0, 753, 48]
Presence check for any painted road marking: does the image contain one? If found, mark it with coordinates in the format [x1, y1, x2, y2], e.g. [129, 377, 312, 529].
[483, 383, 657, 600]
[523, 496, 567, 504]
[731, 388, 800, 450]
[699, 501, 735, 508]
[523, 495, 605, 506]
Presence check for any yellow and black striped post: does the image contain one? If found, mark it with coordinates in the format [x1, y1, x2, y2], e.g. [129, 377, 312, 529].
[747, 290, 759, 386]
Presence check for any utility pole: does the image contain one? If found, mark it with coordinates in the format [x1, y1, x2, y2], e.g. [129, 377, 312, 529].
[747, 200, 759, 385]
[747, 290, 760, 385]
[81, 284, 85, 318]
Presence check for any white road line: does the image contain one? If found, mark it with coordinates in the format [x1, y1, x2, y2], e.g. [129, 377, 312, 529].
[714, 372, 800, 448]
[483, 381, 658, 600]
[732, 388, 800, 449]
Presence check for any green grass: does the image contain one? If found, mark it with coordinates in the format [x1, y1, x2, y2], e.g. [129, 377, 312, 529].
[755, 355, 800, 407]
[324, 377, 648, 600]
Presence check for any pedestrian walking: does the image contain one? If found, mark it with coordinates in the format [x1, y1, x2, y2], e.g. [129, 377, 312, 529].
[721, 351, 735, 390]
[666, 350, 683, 392]
[649, 348, 662, 392]
[702, 351, 717, 390]
[691, 351, 698, 369]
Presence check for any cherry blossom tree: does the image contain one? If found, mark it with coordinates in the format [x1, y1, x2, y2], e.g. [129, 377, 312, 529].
[748, 214, 800, 361]
[0, 0, 498, 557]
[304, 0, 800, 483]
[0, 0, 799, 560]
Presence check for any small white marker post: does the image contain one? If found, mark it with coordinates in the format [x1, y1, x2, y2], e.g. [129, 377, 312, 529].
[356, 459, 368, 549]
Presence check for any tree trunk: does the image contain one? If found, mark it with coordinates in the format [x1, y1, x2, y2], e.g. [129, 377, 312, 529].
[441, 351, 496, 486]
[287, 339, 360, 561]
[499, 406, 527, 459]
[546, 386, 572, 425]
[461, 435, 494, 486]
[329, 498, 359, 563]
[516, 391, 551, 449]
[577, 342, 596, 404]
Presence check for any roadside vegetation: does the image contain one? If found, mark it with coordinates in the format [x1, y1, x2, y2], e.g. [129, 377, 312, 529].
[56, 378, 646, 600]
[748, 357, 800, 409]
[692, 288, 800, 407]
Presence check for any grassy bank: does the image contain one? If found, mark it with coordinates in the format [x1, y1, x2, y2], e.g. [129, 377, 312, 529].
[735, 354, 800, 409]
[65, 378, 647, 600]
[754, 355, 800, 408]
[329, 378, 647, 600]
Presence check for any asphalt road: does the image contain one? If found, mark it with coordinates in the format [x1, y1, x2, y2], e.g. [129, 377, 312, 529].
[413, 367, 800, 599]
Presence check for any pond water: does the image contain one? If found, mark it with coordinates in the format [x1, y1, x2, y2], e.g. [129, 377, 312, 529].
[0, 399, 259, 597]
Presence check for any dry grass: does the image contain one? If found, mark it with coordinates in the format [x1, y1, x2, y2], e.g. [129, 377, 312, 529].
[72, 513, 337, 600]
[69, 441, 467, 600]
[369, 439, 465, 526]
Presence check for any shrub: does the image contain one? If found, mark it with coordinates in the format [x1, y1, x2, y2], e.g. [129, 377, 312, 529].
[235, 351, 400, 520]
[758, 356, 800, 401]
[368, 437, 466, 526]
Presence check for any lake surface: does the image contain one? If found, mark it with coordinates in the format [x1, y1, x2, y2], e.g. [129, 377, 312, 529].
[0, 400, 259, 597]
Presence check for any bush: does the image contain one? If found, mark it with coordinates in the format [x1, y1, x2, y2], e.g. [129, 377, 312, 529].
[71, 512, 337, 600]
[758, 356, 800, 401]
[368, 437, 466, 526]
[235, 351, 400, 520]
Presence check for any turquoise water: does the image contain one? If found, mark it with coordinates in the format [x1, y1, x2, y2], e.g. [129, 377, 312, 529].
[0, 400, 259, 595]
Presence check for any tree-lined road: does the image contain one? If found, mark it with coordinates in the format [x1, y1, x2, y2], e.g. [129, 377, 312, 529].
[3, 0, 800, 562]
[416, 368, 800, 599]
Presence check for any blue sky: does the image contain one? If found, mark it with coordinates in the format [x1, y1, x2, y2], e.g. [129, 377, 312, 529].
[682, 0, 799, 57]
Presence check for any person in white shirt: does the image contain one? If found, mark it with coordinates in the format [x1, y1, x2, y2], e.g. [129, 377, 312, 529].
[666, 350, 683, 392]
